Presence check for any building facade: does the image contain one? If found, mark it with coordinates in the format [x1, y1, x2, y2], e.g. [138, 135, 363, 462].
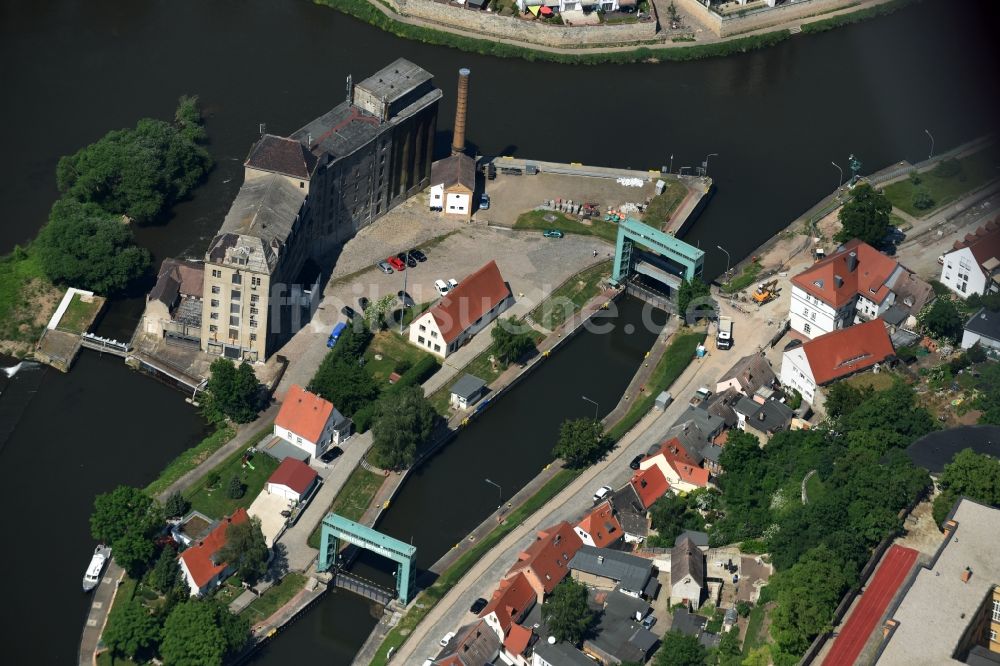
[939, 221, 1000, 298]
[273, 385, 352, 460]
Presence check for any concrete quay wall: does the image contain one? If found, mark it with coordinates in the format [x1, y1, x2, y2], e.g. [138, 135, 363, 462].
[674, 0, 858, 37]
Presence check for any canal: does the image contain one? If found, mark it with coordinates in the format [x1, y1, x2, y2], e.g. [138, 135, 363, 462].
[0, 0, 997, 662]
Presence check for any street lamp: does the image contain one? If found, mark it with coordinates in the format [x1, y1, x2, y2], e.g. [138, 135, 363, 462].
[484, 478, 501, 511]
[702, 153, 718, 177]
[717, 245, 731, 277]
[581, 395, 599, 419]
[831, 161, 843, 190]
[925, 129, 935, 160]
[669, 154, 674, 175]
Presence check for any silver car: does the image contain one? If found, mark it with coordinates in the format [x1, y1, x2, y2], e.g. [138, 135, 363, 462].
[376, 260, 394, 274]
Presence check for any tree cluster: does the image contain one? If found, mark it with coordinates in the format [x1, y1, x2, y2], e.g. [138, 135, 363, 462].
[654, 631, 707, 666]
[369, 385, 438, 470]
[202, 358, 264, 424]
[90, 485, 164, 578]
[920, 298, 963, 342]
[491, 317, 536, 368]
[217, 517, 270, 585]
[677, 278, 714, 323]
[308, 325, 379, 417]
[159, 599, 248, 666]
[552, 417, 611, 468]
[541, 578, 594, 644]
[648, 489, 718, 547]
[835, 183, 892, 247]
[931, 448, 1000, 525]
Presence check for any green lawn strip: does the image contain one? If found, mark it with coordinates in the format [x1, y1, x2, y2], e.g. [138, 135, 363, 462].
[722, 260, 763, 294]
[804, 472, 826, 504]
[365, 329, 435, 385]
[607, 330, 706, 440]
[399, 300, 432, 328]
[145, 425, 236, 496]
[241, 572, 308, 624]
[705, 607, 725, 634]
[883, 147, 1000, 217]
[530, 261, 612, 331]
[801, 0, 917, 34]
[642, 181, 689, 229]
[369, 467, 580, 666]
[741, 605, 768, 656]
[513, 210, 618, 244]
[0, 247, 56, 343]
[56, 293, 102, 333]
[184, 435, 281, 520]
[307, 467, 386, 549]
[96, 576, 140, 666]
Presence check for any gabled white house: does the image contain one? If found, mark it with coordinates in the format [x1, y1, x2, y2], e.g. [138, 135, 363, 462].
[429, 153, 475, 221]
[939, 222, 1000, 298]
[274, 384, 351, 460]
[178, 509, 248, 596]
[409, 260, 513, 359]
[962, 308, 1000, 351]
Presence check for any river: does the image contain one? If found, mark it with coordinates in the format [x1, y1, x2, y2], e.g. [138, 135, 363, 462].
[0, 0, 997, 662]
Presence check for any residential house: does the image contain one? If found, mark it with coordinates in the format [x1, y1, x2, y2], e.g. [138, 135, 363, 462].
[670, 535, 706, 609]
[178, 508, 249, 596]
[171, 511, 216, 548]
[609, 483, 649, 544]
[939, 219, 1000, 298]
[734, 396, 794, 441]
[501, 623, 534, 666]
[450, 373, 487, 410]
[434, 619, 501, 666]
[409, 260, 514, 359]
[583, 591, 658, 664]
[140, 258, 204, 346]
[274, 384, 352, 460]
[264, 457, 319, 502]
[715, 353, 777, 397]
[531, 640, 594, 666]
[790, 239, 907, 339]
[780, 318, 895, 405]
[504, 522, 583, 603]
[629, 465, 671, 510]
[569, 546, 655, 598]
[480, 572, 537, 643]
[574, 501, 623, 549]
[675, 530, 710, 552]
[640, 437, 711, 493]
[962, 308, 1000, 351]
[429, 153, 476, 221]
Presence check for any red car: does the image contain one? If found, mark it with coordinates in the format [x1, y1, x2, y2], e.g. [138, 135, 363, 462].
[387, 256, 405, 271]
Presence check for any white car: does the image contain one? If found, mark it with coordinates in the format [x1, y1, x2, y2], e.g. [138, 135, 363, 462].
[592, 485, 612, 503]
[439, 631, 456, 647]
[448, 278, 459, 290]
[435, 279, 450, 296]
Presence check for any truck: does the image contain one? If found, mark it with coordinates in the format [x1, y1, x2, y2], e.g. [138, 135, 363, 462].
[690, 387, 713, 407]
[716, 316, 733, 350]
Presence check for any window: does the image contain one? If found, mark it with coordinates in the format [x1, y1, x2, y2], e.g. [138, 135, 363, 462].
[209, 325, 217, 332]
[804, 323, 811, 334]
[251, 294, 259, 303]
[419, 324, 426, 332]
[229, 316, 239, 326]
[434, 344, 441, 352]
[250, 333, 257, 341]
[960, 282, 967, 293]
[232, 273, 242, 285]
[993, 599, 1000, 622]
[228, 328, 239, 339]
[991, 630, 998, 642]
[231, 289, 241, 301]
[250, 307, 258, 315]
[249, 320, 257, 329]
[431, 331, 438, 338]
[212, 269, 221, 278]
[299, 181, 304, 189]
[251, 276, 261, 287]
[211, 299, 220, 308]
[811, 312, 816, 321]
[210, 312, 219, 320]
[418, 336, 425, 344]
[230, 304, 240, 313]
[211, 285, 220, 295]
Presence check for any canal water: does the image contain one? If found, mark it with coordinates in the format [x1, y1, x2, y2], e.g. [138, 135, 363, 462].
[0, 0, 998, 662]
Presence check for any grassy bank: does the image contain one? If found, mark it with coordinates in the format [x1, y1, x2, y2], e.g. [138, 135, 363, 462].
[514, 209, 619, 244]
[95, 577, 140, 666]
[370, 467, 579, 666]
[530, 261, 612, 331]
[314, 0, 791, 64]
[883, 147, 1000, 216]
[0, 246, 61, 351]
[607, 329, 706, 440]
[721, 260, 762, 294]
[307, 466, 386, 548]
[801, 0, 918, 33]
[242, 573, 308, 624]
[642, 181, 689, 228]
[56, 292, 103, 334]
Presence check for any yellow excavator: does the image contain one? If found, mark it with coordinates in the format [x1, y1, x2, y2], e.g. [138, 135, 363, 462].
[752, 280, 780, 306]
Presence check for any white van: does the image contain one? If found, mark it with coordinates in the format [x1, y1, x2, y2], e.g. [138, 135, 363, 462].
[435, 279, 450, 296]
[448, 278, 459, 290]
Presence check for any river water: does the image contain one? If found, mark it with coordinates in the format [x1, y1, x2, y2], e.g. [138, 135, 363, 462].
[0, 0, 998, 662]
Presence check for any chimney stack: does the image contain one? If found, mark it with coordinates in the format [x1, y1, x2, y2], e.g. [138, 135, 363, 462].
[834, 275, 844, 288]
[451, 68, 471, 156]
[847, 251, 858, 272]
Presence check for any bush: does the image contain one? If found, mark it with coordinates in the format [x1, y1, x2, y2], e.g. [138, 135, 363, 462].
[737, 600, 753, 617]
[206, 471, 221, 488]
[394, 358, 413, 375]
[740, 539, 768, 554]
[908, 171, 922, 186]
[164, 491, 190, 519]
[912, 189, 934, 210]
[227, 475, 244, 499]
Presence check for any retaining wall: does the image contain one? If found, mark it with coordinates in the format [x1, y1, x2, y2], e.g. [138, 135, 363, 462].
[674, 0, 855, 36]
[388, 0, 658, 46]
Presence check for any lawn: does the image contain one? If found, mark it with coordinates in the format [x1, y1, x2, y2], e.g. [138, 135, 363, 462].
[307, 466, 386, 548]
[96, 577, 140, 666]
[844, 371, 896, 391]
[56, 292, 103, 333]
[642, 180, 688, 229]
[241, 572, 308, 624]
[513, 210, 619, 245]
[0, 247, 60, 344]
[884, 147, 1000, 217]
[804, 472, 827, 504]
[185, 445, 281, 520]
[365, 329, 436, 385]
[722, 260, 762, 294]
[742, 604, 768, 656]
[530, 261, 611, 331]
[145, 425, 236, 496]
[607, 329, 706, 440]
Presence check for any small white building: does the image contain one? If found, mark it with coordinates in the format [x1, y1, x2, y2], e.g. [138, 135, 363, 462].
[409, 260, 513, 359]
[265, 457, 320, 502]
[450, 373, 487, 410]
[961, 308, 1000, 351]
[429, 153, 475, 221]
[273, 384, 351, 460]
[939, 223, 1000, 298]
[670, 535, 705, 610]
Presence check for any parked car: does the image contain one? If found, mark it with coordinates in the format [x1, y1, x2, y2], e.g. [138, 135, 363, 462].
[439, 631, 456, 647]
[387, 256, 406, 271]
[593, 485, 612, 503]
[320, 446, 343, 463]
[327, 322, 347, 348]
[629, 455, 644, 471]
[434, 279, 450, 296]
[341, 306, 358, 320]
[448, 278, 459, 291]
[479, 193, 491, 209]
[469, 597, 488, 614]
[642, 614, 657, 629]
[409, 248, 427, 262]
[399, 252, 417, 268]
[397, 290, 415, 308]
[543, 229, 564, 238]
[358, 296, 370, 312]
[690, 387, 712, 407]
[376, 260, 394, 274]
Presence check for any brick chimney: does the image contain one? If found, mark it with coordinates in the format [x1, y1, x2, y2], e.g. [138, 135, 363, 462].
[451, 68, 471, 156]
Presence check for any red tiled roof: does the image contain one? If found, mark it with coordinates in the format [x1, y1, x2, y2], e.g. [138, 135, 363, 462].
[504, 623, 533, 656]
[267, 457, 318, 495]
[480, 572, 536, 633]
[275, 385, 334, 444]
[671, 460, 710, 487]
[629, 466, 670, 509]
[950, 223, 1000, 270]
[576, 501, 623, 548]
[507, 521, 582, 595]
[427, 261, 511, 344]
[179, 508, 249, 589]
[801, 318, 895, 385]
[792, 239, 899, 308]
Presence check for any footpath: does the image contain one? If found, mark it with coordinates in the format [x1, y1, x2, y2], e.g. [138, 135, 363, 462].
[78, 561, 124, 666]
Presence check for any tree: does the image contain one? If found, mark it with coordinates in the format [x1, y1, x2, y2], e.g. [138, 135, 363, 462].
[217, 517, 270, 585]
[835, 183, 892, 246]
[308, 355, 379, 417]
[824, 382, 872, 419]
[921, 298, 963, 342]
[202, 358, 263, 424]
[491, 317, 536, 367]
[114, 531, 158, 578]
[363, 295, 396, 331]
[149, 547, 183, 594]
[164, 491, 190, 519]
[227, 474, 245, 499]
[677, 278, 714, 323]
[912, 189, 934, 210]
[654, 631, 706, 666]
[161, 599, 247, 666]
[34, 199, 150, 293]
[541, 579, 594, 644]
[769, 545, 852, 654]
[552, 417, 610, 468]
[932, 448, 1000, 525]
[102, 598, 161, 661]
[649, 493, 705, 545]
[369, 386, 437, 470]
[91, 485, 161, 545]
[717, 627, 742, 664]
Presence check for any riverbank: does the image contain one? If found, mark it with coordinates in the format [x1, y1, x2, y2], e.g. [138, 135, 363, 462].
[313, 0, 919, 64]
